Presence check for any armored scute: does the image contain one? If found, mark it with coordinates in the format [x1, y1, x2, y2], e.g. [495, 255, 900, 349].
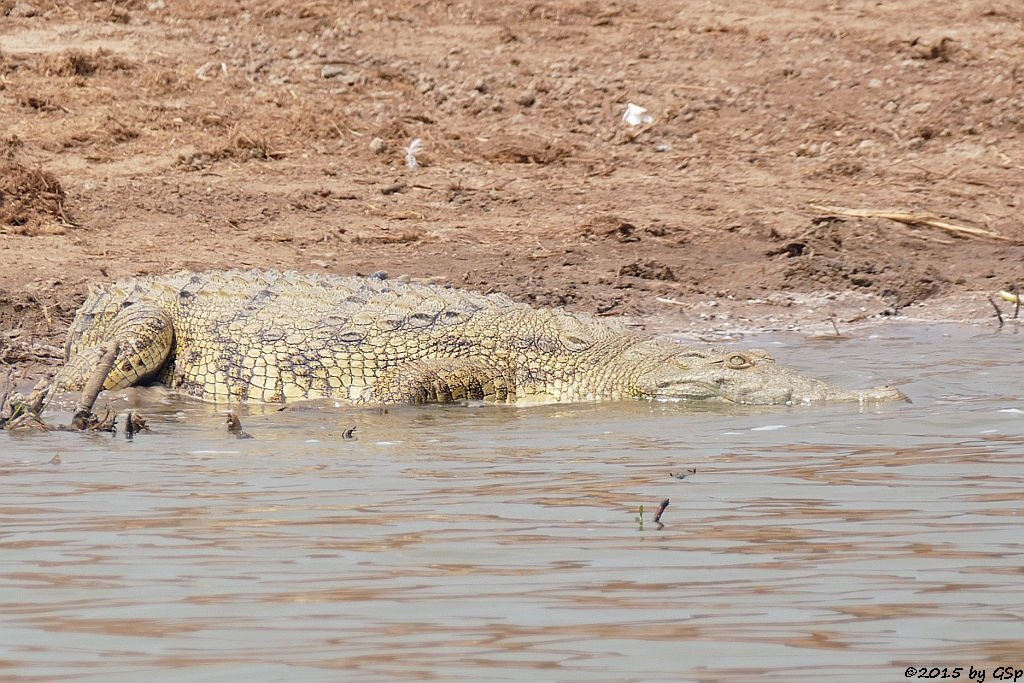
[37, 269, 906, 408]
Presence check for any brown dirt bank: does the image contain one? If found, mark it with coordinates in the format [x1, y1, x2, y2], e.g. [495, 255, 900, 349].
[2, 0, 1024, 388]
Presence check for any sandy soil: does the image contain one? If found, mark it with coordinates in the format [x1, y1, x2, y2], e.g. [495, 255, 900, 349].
[2, 0, 1024, 386]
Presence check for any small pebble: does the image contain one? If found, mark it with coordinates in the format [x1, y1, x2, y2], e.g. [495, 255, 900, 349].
[321, 64, 346, 79]
[8, 2, 38, 17]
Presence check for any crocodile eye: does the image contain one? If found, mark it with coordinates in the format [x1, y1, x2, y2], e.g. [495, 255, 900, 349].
[559, 333, 592, 352]
[726, 353, 753, 369]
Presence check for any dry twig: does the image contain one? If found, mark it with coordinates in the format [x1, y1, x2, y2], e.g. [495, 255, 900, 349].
[809, 204, 1014, 242]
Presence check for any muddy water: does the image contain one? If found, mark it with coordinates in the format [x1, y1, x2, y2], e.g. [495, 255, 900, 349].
[2, 324, 1023, 681]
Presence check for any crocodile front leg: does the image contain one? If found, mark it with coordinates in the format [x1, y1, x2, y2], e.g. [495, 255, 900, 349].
[370, 357, 515, 404]
[29, 302, 175, 414]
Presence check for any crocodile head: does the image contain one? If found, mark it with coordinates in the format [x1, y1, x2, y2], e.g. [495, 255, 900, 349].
[631, 345, 907, 405]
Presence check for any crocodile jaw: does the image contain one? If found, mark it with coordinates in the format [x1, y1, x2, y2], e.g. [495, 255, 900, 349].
[641, 378, 907, 405]
[634, 351, 908, 406]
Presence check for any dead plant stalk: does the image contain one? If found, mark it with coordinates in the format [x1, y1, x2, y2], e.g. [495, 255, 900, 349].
[809, 204, 1013, 242]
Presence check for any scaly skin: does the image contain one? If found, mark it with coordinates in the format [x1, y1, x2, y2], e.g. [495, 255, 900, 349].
[34, 269, 907, 409]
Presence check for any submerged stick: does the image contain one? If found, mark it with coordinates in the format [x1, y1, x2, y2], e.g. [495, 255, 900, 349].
[653, 498, 670, 525]
[124, 411, 149, 439]
[810, 204, 1013, 242]
[70, 341, 119, 430]
[988, 297, 1005, 329]
[226, 412, 253, 439]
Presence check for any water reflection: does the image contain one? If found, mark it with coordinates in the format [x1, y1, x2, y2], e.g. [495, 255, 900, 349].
[2, 324, 1023, 679]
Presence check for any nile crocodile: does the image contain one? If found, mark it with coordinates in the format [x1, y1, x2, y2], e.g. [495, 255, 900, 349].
[31, 269, 906, 410]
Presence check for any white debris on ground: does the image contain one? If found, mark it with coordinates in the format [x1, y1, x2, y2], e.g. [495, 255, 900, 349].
[622, 103, 653, 126]
[404, 138, 423, 169]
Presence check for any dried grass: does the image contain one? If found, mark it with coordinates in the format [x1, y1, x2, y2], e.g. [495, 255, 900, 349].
[39, 49, 134, 77]
[0, 159, 74, 234]
[809, 204, 1015, 243]
[179, 123, 289, 169]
